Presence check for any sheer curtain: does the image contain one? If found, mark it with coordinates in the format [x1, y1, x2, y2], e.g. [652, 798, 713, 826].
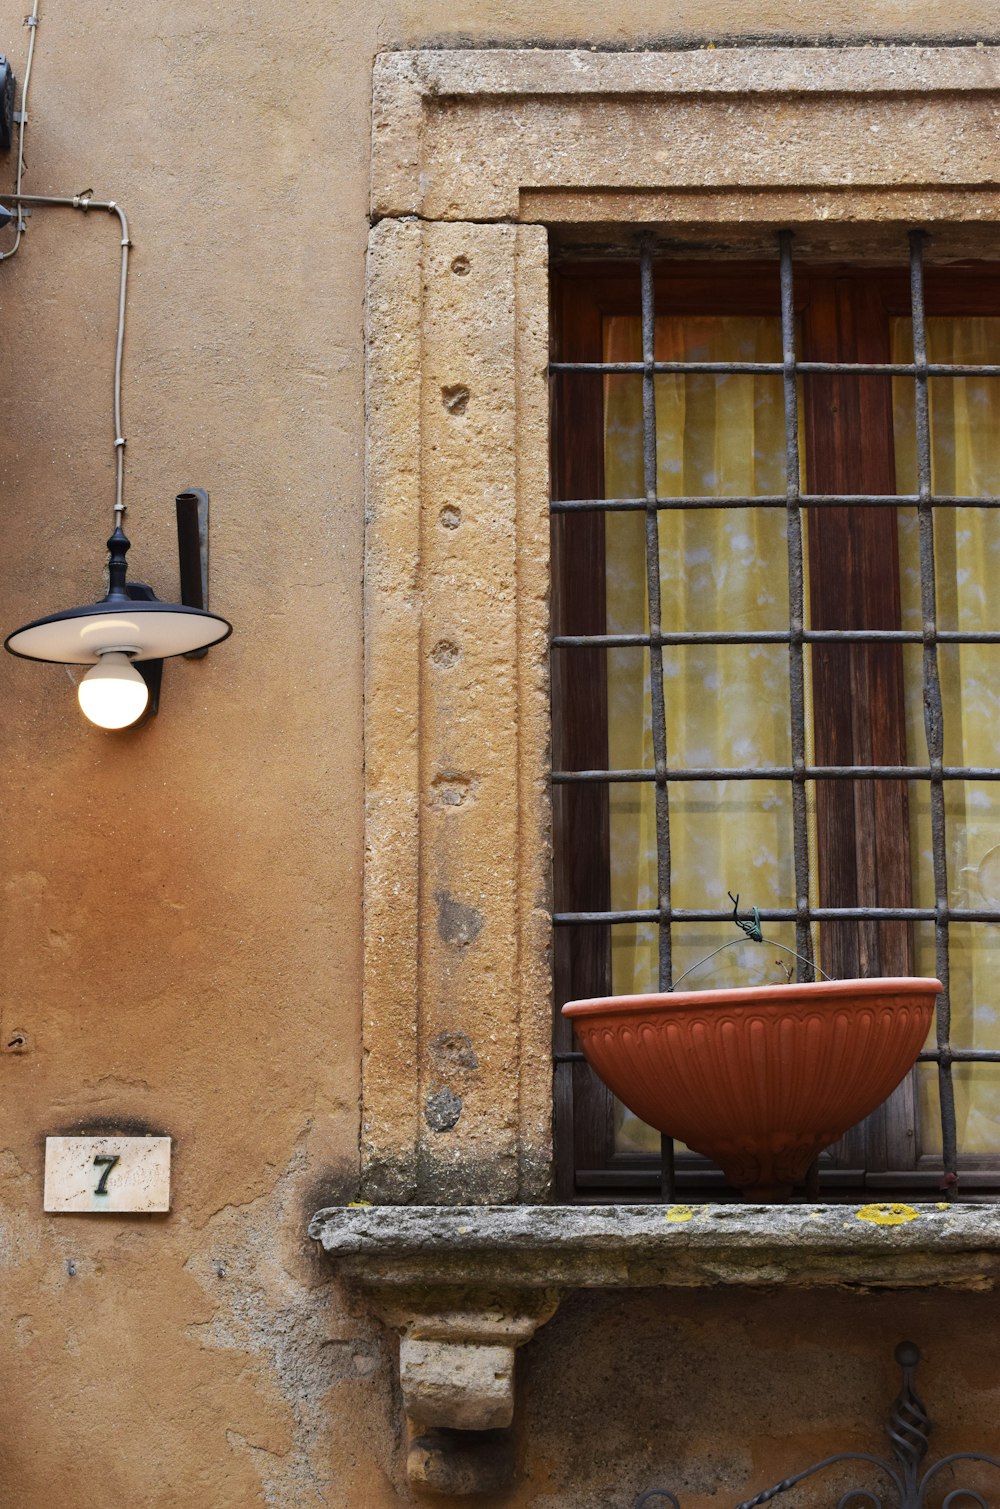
[603, 308, 1000, 1159]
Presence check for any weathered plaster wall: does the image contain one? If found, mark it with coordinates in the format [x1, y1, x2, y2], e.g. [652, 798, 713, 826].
[515, 1286, 1000, 1508]
[0, 1, 998, 1506]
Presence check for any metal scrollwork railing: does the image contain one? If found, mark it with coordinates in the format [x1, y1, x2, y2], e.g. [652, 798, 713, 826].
[636, 1344, 1000, 1509]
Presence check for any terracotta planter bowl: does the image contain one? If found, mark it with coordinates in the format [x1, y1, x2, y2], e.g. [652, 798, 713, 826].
[563, 977, 941, 1201]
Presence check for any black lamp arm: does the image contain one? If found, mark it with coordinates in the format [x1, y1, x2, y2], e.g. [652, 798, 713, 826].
[176, 488, 210, 657]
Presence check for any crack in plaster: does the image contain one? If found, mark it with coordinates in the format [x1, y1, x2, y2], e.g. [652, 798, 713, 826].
[184, 1134, 387, 1507]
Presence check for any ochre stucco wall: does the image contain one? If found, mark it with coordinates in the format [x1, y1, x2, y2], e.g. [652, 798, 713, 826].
[1, 2, 999, 1506]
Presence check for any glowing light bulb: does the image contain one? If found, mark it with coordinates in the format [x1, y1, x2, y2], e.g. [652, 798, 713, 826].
[77, 650, 148, 729]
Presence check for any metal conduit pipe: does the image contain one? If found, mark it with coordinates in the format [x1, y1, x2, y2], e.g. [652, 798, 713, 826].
[0, 191, 131, 530]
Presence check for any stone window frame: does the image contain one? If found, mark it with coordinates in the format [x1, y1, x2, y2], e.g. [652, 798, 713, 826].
[360, 44, 1000, 1208]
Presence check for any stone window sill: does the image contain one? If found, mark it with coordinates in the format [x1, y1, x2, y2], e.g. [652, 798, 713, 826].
[311, 1200, 1000, 1290]
[309, 1202, 1000, 1494]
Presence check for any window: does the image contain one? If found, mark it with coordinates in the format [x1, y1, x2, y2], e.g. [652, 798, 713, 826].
[551, 236, 1000, 1201]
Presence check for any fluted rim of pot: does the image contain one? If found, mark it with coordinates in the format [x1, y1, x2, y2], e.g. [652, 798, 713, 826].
[561, 976, 943, 1017]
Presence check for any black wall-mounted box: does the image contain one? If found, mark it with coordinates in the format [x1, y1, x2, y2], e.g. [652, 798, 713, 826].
[0, 56, 15, 152]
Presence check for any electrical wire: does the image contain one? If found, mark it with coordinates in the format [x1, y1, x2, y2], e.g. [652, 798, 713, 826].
[0, 192, 131, 530]
[0, 3, 135, 538]
[0, 0, 133, 532]
[0, 0, 40, 263]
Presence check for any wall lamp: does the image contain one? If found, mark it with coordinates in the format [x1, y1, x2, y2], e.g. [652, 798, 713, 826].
[1, 192, 232, 729]
[5, 491, 231, 729]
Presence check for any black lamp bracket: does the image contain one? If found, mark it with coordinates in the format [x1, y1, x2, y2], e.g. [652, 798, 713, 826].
[117, 487, 212, 723]
[175, 488, 211, 658]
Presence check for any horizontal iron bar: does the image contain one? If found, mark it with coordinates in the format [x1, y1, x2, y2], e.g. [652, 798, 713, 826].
[552, 765, 1000, 783]
[576, 1168, 1000, 1190]
[574, 1168, 730, 1189]
[550, 359, 1000, 377]
[863, 1170, 1000, 1188]
[553, 907, 1000, 924]
[552, 629, 1000, 647]
[550, 493, 998, 513]
[558, 1047, 1000, 1063]
[919, 1048, 1000, 1063]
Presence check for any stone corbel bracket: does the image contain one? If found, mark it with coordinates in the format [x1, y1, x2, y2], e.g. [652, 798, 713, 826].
[383, 1291, 561, 1434]
[374, 1286, 560, 1494]
[312, 1204, 564, 1492]
[310, 1202, 1000, 1494]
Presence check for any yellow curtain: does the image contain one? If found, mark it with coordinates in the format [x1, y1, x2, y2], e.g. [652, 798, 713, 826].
[893, 317, 1000, 1155]
[604, 311, 1000, 1159]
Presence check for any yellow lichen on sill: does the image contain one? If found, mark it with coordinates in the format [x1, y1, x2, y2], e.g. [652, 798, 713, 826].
[856, 1203, 920, 1226]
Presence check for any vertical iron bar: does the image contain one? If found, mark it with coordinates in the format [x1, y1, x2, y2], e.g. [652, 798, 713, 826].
[640, 240, 672, 991]
[910, 228, 957, 1185]
[779, 231, 816, 980]
[641, 240, 676, 1200]
[659, 1133, 675, 1202]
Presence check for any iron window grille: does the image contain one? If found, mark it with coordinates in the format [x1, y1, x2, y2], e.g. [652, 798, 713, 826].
[550, 231, 1000, 1202]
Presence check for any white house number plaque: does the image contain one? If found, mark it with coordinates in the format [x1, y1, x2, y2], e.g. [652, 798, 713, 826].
[44, 1136, 171, 1213]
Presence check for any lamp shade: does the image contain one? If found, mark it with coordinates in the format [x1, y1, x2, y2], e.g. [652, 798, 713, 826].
[5, 597, 232, 664]
[4, 523, 232, 665]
